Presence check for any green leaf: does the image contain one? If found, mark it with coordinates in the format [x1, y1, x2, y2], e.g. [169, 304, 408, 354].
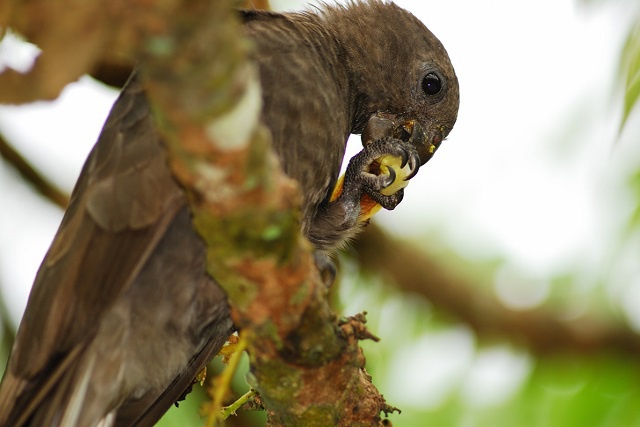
[620, 22, 640, 132]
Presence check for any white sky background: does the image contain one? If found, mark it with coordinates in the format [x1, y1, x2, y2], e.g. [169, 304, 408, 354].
[372, 0, 639, 273]
[1, 0, 640, 410]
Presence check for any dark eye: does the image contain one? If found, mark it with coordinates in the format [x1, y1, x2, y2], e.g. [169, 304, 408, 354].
[422, 72, 442, 96]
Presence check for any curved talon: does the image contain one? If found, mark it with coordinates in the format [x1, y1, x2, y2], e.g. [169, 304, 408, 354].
[398, 149, 409, 169]
[404, 152, 421, 181]
[384, 166, 397, 187]
[404, 169, 417, 181]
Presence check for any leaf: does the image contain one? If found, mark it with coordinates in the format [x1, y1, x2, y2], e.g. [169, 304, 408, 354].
[619, 22, 640, 132]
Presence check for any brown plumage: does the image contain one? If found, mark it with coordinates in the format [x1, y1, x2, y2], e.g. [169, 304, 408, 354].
[0, 2, 459, 426]
[243, 2, 458, 248]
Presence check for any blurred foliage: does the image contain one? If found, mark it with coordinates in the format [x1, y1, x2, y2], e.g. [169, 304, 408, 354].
[628, 169, 640, 234]
[620, 22, 640, 133]
[623, 17, 640, 246]
[627, 16, 640, 240]
[336, 254, 640, 427]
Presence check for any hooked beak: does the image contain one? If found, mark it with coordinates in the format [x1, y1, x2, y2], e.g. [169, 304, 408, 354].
[361, 113, 444, 165]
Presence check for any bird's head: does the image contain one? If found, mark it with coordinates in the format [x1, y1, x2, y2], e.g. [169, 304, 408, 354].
[326, 1, 459, 165]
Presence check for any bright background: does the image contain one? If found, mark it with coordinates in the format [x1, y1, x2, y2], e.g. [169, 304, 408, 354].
[2, 0, 640, 426]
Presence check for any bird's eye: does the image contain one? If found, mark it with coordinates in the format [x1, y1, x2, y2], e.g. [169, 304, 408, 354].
[422, 73, 442, 96]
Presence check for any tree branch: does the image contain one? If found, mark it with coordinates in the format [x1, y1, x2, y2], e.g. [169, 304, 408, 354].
[353, 224, 640, 357]
[128, 0, 389, 425]
[0, 132, 69, 208]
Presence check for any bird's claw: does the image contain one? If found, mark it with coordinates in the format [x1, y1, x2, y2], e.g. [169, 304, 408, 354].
[398, 150, 409, 169]
[343, 137, 419, 211]
[403, 150, 421, 181]
[376, 164, 396, 189]
[365, 138, 420, 189]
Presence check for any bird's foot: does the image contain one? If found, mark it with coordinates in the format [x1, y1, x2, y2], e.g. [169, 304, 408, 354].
[343, 137, 420, 211]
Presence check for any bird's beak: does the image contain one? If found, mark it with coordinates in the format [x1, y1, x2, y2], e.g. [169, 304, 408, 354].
[361, 113, 443, 165]
[402, 119, 442, 165]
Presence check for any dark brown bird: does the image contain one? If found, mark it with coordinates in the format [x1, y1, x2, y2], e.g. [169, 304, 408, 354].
[0, 1, 459, 426]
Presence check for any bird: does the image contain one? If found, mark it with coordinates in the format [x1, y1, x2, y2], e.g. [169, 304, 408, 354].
[0, 1, 459, 426]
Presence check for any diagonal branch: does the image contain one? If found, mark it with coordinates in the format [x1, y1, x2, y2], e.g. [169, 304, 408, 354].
[353, 224, 640, 358]
[0, 132, 69, 208]
[130, 1, 389, 425]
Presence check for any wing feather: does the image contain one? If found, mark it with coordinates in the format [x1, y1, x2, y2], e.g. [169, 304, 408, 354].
[0, 71, 186, 425]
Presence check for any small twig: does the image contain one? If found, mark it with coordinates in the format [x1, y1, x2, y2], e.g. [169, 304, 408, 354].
[205, 332, 250, 427]
[0, 133, 69, 209]
[220, 389, 258, 420]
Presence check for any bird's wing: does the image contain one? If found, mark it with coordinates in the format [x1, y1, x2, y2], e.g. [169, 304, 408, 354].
[241, 9, 349, 221]
[0, 71, 187, 425]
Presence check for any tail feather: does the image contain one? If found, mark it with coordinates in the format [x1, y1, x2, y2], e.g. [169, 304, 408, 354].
[59, 354, 96, 427]
[0, 345, 109, 427]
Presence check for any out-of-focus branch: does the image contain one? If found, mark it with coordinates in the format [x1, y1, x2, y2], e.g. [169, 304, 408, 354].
[0, 133, 69, 208]
[1, 0, 217, 104]
[89, 60, 133, 89]
[0, 0, 134, 103]
[129, 0, 388, 425]
[0, 285, 16, 366]
[0, 0, 272, 103]
[240, 0, 271, 9]
[353, 224, 640, 357]
[86, 2, 271, 90]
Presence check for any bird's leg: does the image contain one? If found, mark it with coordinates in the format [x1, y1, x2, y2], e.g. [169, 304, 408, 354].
[306, 138, 420, 250]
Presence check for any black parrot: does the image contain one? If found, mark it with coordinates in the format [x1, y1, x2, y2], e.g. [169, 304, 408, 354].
[0, 1, 459, 426]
